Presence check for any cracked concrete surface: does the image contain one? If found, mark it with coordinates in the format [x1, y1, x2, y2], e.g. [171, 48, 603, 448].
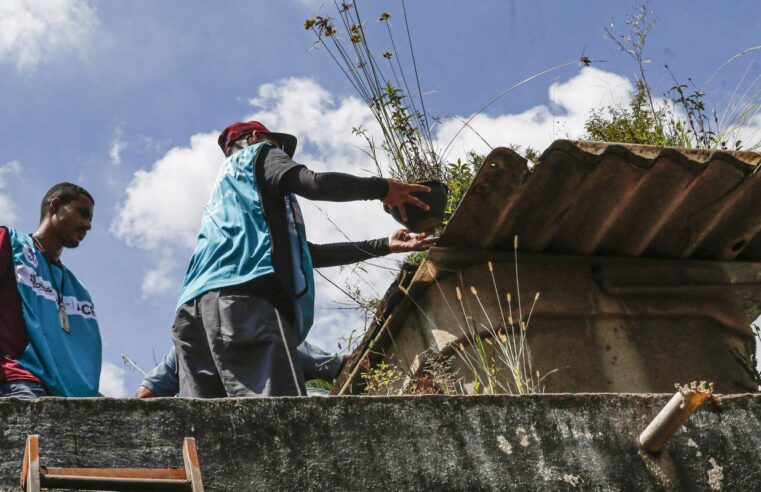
[0, 394, 758, 491]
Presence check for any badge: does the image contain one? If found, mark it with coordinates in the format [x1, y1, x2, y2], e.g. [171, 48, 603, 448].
[59, 309, 71, 333]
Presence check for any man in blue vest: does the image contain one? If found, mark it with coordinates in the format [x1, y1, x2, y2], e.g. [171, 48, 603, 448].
[174, 120, 433, 397]
[0, 183, 101, 398]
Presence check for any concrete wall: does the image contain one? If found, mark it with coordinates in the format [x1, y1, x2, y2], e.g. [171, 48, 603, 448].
[1, 394, 760, 491]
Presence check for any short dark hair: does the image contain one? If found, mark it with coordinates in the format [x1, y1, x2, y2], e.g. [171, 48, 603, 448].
[39, 183, 95, 223]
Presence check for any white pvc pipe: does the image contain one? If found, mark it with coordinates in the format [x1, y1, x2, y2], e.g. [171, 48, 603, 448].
[639, 390, 710, 453]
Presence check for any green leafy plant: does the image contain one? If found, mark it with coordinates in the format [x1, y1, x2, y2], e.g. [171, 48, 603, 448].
[306, 379, 335, 395]
[597, 1, 761, 150]
[404, 152, 483, 265]
[442, 153, 480, 222]
[585, 81, 683, 146]
[361, 360, 404, 395]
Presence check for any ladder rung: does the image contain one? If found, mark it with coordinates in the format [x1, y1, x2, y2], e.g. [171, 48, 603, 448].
[43, 467, 187, 480]
[41, 474, 191, 491]
[21, 435, 203, 492]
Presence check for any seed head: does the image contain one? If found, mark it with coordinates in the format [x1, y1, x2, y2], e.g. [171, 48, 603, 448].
[456, 287, 462, 300]
[487, 261, 494, 272]
[470, 286, 478, 296]
[514, 235, 519, 250]
[379, 11, 391, 21]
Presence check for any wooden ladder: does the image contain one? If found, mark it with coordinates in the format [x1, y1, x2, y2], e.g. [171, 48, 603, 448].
[20, 435, 204, 491]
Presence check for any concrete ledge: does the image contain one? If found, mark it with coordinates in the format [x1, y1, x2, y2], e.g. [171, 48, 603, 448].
[1, 394, 759, 491]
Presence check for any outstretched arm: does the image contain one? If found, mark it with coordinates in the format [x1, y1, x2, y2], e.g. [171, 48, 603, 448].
[275, 156, 431, 219]
[309, 238, 390, 268]
[298, 341, 346, 381]
[280, 166, 388, 201]
[135, 346, 179, 398]
[308, 228, 435, 268]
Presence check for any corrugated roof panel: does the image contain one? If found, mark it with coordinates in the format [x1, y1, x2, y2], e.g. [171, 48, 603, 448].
[543, 151, 651, 255]
[439, 147, 529, 249]
[644, 156, 747, 258]
[687, 173, 761, 260]
[440, 140, 761, 261]
[490, 148, 593, 253]
[595, 154, 701, 256]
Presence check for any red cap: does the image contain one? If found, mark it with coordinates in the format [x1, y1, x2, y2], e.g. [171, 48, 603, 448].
[218, 121, 297, 158]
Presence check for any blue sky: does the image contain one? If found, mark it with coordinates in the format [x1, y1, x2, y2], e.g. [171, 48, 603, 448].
[1, 0, 760, 396]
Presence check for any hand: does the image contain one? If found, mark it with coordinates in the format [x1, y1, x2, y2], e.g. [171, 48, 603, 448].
[382, 179, 431, 222]
[135, 386, 156, 399]
[388, 228, 436, 253]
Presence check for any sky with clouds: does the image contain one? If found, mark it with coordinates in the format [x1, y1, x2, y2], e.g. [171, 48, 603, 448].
[1, 0, 760, 396]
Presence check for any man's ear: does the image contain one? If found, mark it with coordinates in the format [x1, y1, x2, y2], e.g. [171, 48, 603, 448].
[49, 197, 62, 216]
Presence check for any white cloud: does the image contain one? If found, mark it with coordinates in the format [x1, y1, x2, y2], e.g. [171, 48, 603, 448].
[140, 254, 181, 298]
[725, 113, 761, 151]
[294, 0, 325, 10]
[244, 77, 400, 252]
[0, 160, 22, 224]
[0, 0, 98, 70]
[99, 361, 128, 397]
[111, 131, 220, 252]
[247, 77, 377, 173]
[110, 127, 125, 165]
[436, 67, 634, 160]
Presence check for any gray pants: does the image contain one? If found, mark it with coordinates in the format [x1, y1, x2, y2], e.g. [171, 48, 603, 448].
[172, 288, 306, 397]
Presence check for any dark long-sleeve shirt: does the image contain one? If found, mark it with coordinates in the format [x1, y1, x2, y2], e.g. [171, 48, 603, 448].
[252, 148, 392, 318]
[308, 238, 390, 268]
[280, 166, 388, 202]
[277, 157, 391, 267]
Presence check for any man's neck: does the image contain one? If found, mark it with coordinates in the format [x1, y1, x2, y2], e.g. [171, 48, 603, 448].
[32, 227, 63, 263]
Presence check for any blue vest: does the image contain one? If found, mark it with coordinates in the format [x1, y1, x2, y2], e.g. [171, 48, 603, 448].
[8, 228, 101, 396]
[177, 143, 316, 342]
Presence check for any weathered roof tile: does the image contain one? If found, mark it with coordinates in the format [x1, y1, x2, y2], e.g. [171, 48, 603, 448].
[440, 140, 761, 261]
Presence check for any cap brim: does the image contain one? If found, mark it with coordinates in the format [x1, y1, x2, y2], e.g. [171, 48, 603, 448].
[262, 132, 297, 158]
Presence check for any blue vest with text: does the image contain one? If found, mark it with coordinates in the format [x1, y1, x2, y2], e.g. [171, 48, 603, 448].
[8, 228, 101, 397]
[177, 143, 316, 342]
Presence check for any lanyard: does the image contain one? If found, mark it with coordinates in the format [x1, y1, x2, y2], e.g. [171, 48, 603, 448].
[31, 235, 70, 333]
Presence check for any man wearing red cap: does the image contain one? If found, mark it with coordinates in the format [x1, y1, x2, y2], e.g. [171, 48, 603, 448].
[172, 120, 433, 397]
